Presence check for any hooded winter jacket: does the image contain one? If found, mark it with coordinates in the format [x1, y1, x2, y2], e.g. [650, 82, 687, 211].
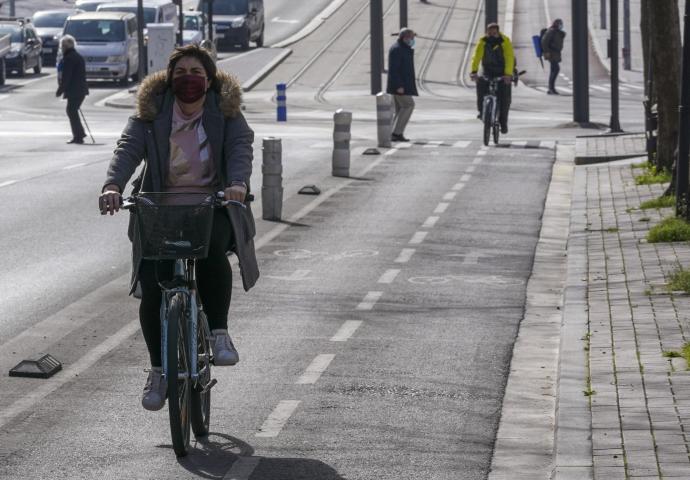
[470, 33, 515, 77]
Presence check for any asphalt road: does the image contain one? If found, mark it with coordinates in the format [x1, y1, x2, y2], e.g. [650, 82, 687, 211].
[0, 0, 646, 478]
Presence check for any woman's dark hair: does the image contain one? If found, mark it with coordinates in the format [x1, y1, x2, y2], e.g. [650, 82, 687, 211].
[166, 44, 221, 91]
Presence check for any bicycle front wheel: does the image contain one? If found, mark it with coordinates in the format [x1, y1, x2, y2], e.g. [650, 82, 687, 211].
[191, 309, 212, 437]
[167, 293, 191, 457]
[493, 121, 500, 145]
[482, 99, 492, 146]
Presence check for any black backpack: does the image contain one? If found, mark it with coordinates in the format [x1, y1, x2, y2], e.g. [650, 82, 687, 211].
[482, 36, 506, 77]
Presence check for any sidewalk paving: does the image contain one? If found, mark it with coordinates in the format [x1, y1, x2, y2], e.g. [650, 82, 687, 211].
[575, 133, 647, 165]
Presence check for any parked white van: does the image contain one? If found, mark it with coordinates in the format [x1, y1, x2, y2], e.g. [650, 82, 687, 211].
[74, 0, 118, 12]
[97, 0, 177, 31]
[62, 11, 139, 85]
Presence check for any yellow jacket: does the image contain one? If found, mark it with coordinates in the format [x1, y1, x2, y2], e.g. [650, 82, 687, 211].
[471, 33, 515, 76]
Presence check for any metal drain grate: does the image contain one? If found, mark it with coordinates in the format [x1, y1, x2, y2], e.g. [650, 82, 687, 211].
[9, 354, 62, 379]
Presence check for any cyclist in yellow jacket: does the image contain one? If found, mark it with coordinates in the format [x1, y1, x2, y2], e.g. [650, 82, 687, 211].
[470, 23, 515, 134]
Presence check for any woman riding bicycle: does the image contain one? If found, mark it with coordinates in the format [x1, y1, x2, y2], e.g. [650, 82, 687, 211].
[99, 44, 259, 411]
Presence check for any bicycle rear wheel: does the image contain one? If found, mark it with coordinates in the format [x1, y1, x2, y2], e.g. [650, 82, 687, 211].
[191, 309, 212, 437]
[167, 293, 191, 457]
[482, 99, 492, 146]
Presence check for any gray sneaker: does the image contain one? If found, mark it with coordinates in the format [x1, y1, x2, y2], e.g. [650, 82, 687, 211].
[212, 330, 239, 366]
[142, 368, 167, 411]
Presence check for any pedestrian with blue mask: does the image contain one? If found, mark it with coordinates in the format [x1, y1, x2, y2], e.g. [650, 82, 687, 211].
[386, 27, 418, 142]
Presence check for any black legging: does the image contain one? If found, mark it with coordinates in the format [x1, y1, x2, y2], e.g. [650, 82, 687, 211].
[548, 60, 560, 92]
[66, 95, 86, 140]
[139, 209, 233, 367]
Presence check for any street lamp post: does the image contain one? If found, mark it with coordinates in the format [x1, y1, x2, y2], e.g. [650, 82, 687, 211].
[623, 0, 631, 70]
[137, 0, 146, 80]
[175, 0, 183, 46]
[486, 0, 497, 26]
[600, 0, 607, 29]
[400, 0, 408, 29]
[609, 0, 623, 132]
[678, 0, 690, 218]
[572, 0, 590, 124]
[370, 0, 384, 94]
[207, 0, 214, 42]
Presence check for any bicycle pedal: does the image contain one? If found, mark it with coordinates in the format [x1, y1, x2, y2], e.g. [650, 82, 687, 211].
[200, 378, 217, 395]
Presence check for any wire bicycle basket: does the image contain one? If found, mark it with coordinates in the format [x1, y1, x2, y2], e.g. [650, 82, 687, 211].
[135, 192, 216, 260]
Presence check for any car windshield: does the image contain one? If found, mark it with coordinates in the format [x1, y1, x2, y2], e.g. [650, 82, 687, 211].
[0, 25, 22, 42]
[64, 19, 125, 42]
[98, 6, 155, 24]
[201, 0, 248, 15]
[183, 15, 200, 30]
[32, 11, 72, 28]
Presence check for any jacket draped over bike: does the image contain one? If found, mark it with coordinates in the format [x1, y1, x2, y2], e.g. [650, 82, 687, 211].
[103, 70, 259, 294]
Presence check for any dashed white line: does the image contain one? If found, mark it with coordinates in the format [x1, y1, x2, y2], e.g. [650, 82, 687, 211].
[465, 165, 476, 173]
[434, 203, 449, 214]
[512, 141, 528, 148]
[452, 182, 466, 191]
[423, 140, 444, 148]
[330, 320, 363, 342]
[422, 216, 440, 228]
[256, 400, 301, 438]
[63, 163, 86, 170]
[384, 148, 399, 156]
[395, 248, 416, 263]
[442, 192, 457, 201]
[357, 291, 383, 310]
[223, 457, 261, 480]
[477, 150, 488, 155]
[460, 174, 471, 182]
[409, 231, 428, 244]
[453, 140, 471, 148]
[540, 140, 556, 149]
[0, 180, 17, 188]
[296, 354, 335, 384]
[473, 157, 483, 164]
[378, 268, 401, 284]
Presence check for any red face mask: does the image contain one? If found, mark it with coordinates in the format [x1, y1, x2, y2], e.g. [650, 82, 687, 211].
[172, 74, 207, 103]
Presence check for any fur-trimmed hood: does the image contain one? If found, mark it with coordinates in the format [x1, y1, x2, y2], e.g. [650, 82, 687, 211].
[135, 70, 242, 121]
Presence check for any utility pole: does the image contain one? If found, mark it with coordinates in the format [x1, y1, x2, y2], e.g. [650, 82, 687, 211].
[572, 0, 590, 124]
[175, 0, 183, 46]
[486, 0, 497, 26]
[678, 0, 690, 218]
[370, 0, 384, 94]
[207, 0, 214, 42]
[609, 0, 622, 132]
[623, 0, 631, 70]
[400, 0, 408, 29]
[136, 0, 146, 79]
[600, 0, 607, 29]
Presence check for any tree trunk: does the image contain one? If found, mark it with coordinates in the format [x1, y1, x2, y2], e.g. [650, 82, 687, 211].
[651, 0, 682, 172]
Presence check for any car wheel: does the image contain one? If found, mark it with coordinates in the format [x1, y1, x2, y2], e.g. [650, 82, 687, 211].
[33, 55, 42, 74]
[0, 58, 5, 86]
[240, 33, 250, 50]
[256, 26, 264, 48]
[117, 62, 129, 86]
[16, 57, 25, 77]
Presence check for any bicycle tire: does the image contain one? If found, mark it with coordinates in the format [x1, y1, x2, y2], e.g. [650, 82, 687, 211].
[482, 99, 492, 147]
[167, 293, 191, 457]
[493, 122, 500, 145]
[191, 309, 212, 437]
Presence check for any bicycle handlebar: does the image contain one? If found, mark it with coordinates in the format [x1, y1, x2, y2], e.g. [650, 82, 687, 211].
[121, 191, 253, 211]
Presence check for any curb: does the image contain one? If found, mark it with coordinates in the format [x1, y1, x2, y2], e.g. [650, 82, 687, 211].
[574, 153, 645, 166]
[241, 48, 293, 91]
[270, 0, 348, 48]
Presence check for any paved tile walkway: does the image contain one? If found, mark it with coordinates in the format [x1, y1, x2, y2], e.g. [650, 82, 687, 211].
[575, 134, 647, 165]
[578, 161, 690, 479]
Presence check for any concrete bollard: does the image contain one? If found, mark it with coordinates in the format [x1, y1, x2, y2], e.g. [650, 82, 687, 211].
[332, 109, 352, 178]
[262, 137, 283, 221]
[376, 92, 393, 148]
[276, 83, 287, 122]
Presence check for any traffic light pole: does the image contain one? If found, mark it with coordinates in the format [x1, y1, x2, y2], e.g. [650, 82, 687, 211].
[400, 0, 408, 29]
[485, 0, 497, 26]
[175, 0, 183, 46]
[623, 0, 631, 70]
[609, 0, 623, 132]
[572, 0, 590, 124]
[370, 0, 383, 94]
[137, 0, 146, 79]
[678, 0, 690, 218]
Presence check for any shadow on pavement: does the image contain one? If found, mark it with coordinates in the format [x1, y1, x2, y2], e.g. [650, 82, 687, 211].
[173, 432, 345, 479]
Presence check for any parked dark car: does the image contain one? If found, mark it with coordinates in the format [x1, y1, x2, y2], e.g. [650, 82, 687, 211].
[198, 0, 264, 50]
[0, 18, 42, 76]
[32, 9, 81, 65]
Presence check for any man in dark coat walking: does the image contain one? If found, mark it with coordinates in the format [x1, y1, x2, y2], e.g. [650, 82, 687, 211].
[56, 35, 89, 144]
[541, 18, 566, 95]
[386, 28, 418, 142]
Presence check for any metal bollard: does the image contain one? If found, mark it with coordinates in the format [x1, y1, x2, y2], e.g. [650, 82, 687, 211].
[376, 92, 393, 148]
[332, 109, 352, 178]
[276, 83, 287, 122]
[262, 137, 283, 221]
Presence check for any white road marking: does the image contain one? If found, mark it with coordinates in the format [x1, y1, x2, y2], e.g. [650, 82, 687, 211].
[443, 192, 457, 201]
[0, 94, 9, 102]
[223, 457, 261, 480]
[452, 182, 466, 191]
[422, 216, 440, 228]
[330, 320, 363, 342]
[395, 248, 416, 263]
[477, 150, 488, 155]
[272, 17, 299, 23]
[0, 319, 140, 430]
[396, 142, 412, 148]
[460, 174, 471, 182]
[0, 180, 17, 187]
[590, 85, 610, 92]
[511, 141, 528, 148]
[357, 291, 383, 310]
[378, 268, 401, 284]
[473, 157, 483, 164]
[384, 148, 399, 156]
[465, 165, 476, 173]
[297, 354, 335, 384]
[423, 140, 443, 148]
[256, 400, 301, 438]
[265, 270, 312, 281]
[63, 163, 86, 170]
[409, 231, 428, 244]
[540, 140, 556, 149]
[453, 140, 471, 148]
[434, 202, 449, 213]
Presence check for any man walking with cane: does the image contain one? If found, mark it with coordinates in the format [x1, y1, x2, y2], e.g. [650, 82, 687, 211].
[56, 35, 89, 144]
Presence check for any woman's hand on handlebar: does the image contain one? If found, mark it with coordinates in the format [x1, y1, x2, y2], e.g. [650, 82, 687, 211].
[100, 184, 122, 215]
